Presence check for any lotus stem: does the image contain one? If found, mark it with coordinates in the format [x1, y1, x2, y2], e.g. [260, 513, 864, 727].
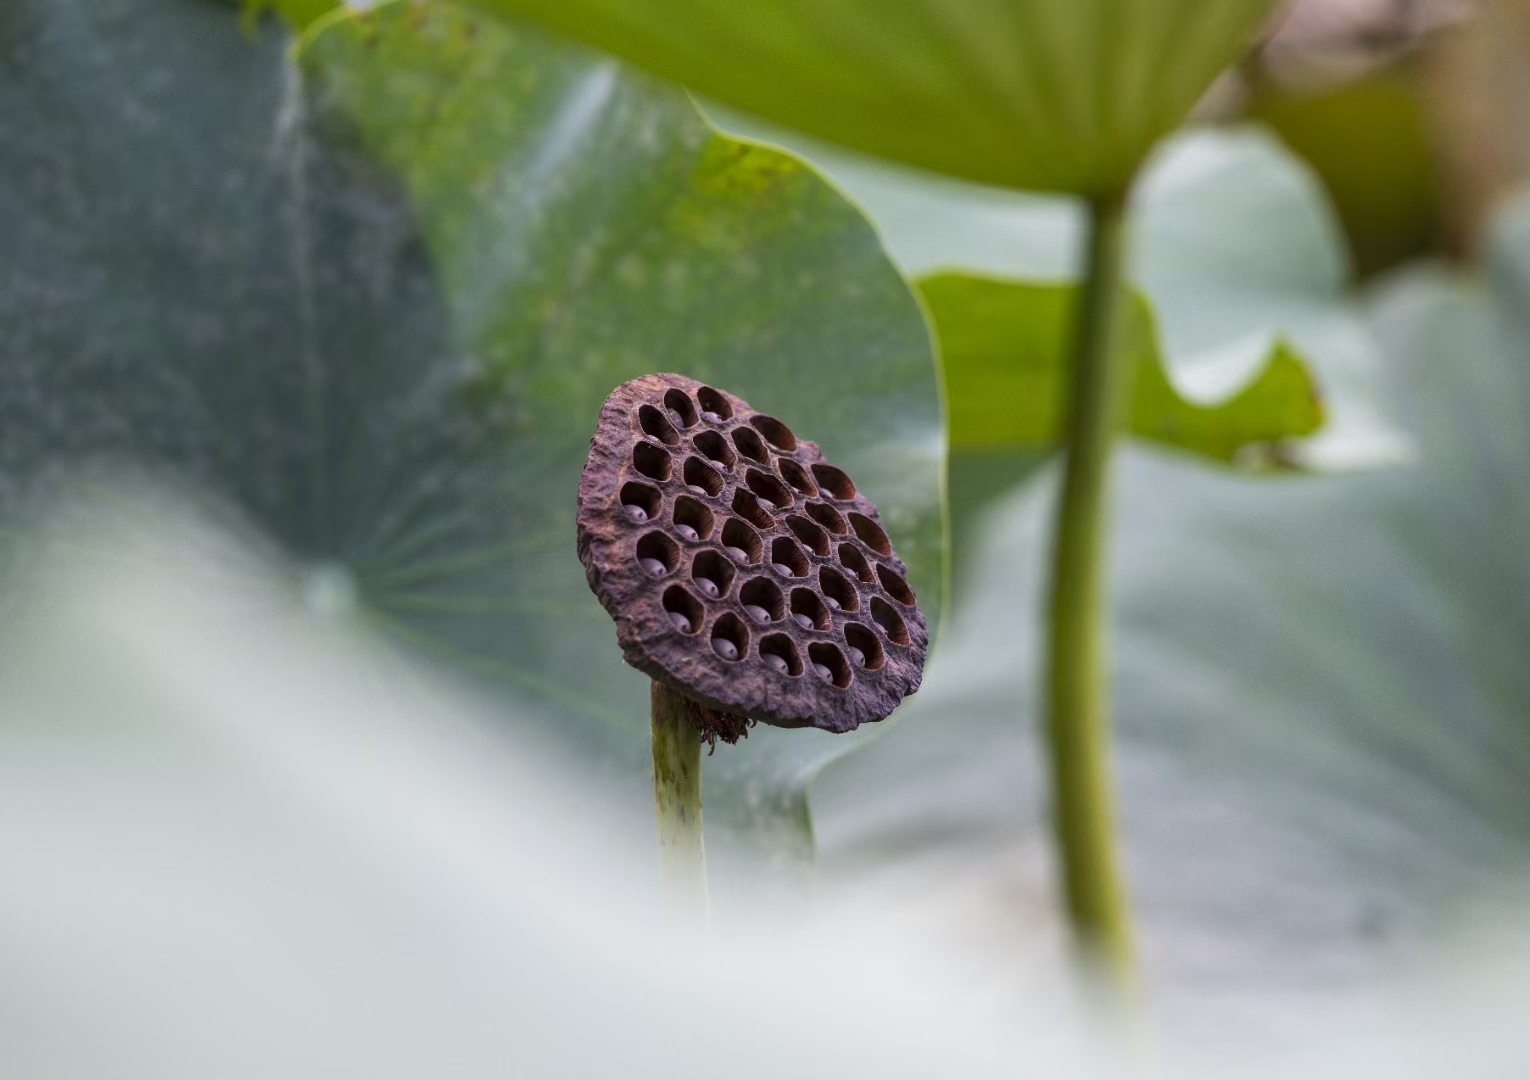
[650, 680, 709, 917]
[1044, 192, 1136, 982]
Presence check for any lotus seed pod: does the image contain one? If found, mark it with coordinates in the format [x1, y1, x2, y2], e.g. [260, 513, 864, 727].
[575, 373, 928, 735]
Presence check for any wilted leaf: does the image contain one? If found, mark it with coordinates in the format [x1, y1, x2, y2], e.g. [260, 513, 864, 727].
[480, 0, 1281, 195]
[810, 198, 1530, 1038]
[0, 0, 942, 878]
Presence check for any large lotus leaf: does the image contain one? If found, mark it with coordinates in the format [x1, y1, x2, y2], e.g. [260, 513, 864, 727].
[0, 498, 1035, 1077]
[478, 0, 1280, 196]
[9, 505, 1530, 1080]
[808, 200, 1530, 1038]
[924, 272, 1322, 465]
[0, 0, 942, 879]
[708, 114, 1407, 473]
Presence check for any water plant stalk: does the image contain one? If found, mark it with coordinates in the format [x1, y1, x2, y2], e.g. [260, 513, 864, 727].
[650, 681, 709, 916]
[1045, 192, 1136, 980]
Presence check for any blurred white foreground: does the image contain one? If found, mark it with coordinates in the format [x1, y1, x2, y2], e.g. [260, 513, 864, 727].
[0, 488, 1526, 1077]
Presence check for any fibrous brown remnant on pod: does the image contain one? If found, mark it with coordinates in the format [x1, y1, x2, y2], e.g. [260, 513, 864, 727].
[683, 697, 752, 752]
[577, 374, 928, 736]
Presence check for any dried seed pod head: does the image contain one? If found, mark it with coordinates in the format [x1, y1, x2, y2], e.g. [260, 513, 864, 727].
[577, 374, 928, 735]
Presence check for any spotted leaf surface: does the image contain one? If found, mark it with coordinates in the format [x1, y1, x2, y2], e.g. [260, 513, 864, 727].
[0, 0, 942, 872]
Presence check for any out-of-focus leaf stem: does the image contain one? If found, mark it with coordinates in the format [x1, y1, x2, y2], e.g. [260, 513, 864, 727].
[1045, 191, 1136, 983]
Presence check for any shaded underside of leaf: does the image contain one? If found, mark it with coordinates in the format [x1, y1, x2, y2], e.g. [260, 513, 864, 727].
[478, 0, 1282, 195]
[921, 272, 1324, 466]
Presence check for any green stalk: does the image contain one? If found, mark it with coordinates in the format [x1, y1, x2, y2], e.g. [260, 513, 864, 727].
[650, 681, 709, 917]
[1045, 192, 1136, 980]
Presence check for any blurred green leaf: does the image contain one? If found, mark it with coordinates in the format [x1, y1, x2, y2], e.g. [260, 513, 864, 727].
[811, 199, 1530, 1035]
[1130, 128, 1406, 470]
[710, 111, 1408, 472]
[0, 0, 942, 880]
[479, 0, 1280, 195]
[923, 272, 1323, 466]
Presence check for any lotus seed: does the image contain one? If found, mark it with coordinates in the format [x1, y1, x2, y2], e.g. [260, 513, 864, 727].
[712, 636, 738, 660]
[701, 410, 722, 424]
[813, 662, 833, 680]
[745, 604, 771, 623]
[794, 612, 814, 630]
[640, 557, 667, 577]
[688, 484, 708, 496]
[624, 504, 648, 522]
[667, 408, 685, 427]
[763, 652, 788, 674]
[726, 545, 748, 562]
[772, 562, 794, 576]
[825, 595, 840, 610]
[669, 610, 692, 632]
[696, 576, 720, 598]
[677, 524, 699, 542]
[847, 646, 866, 667]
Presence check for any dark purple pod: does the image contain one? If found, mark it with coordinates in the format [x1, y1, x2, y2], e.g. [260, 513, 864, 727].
[575, 373, 928, 735]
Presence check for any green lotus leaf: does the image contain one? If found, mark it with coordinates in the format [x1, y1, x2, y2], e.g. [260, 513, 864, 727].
[0, 0, 943, 876]
[924, 272, 1323, 467]
[480, 0, 1281, 195]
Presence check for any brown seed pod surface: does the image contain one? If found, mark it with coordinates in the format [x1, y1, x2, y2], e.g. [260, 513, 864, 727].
[576, 374, 928, 734]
